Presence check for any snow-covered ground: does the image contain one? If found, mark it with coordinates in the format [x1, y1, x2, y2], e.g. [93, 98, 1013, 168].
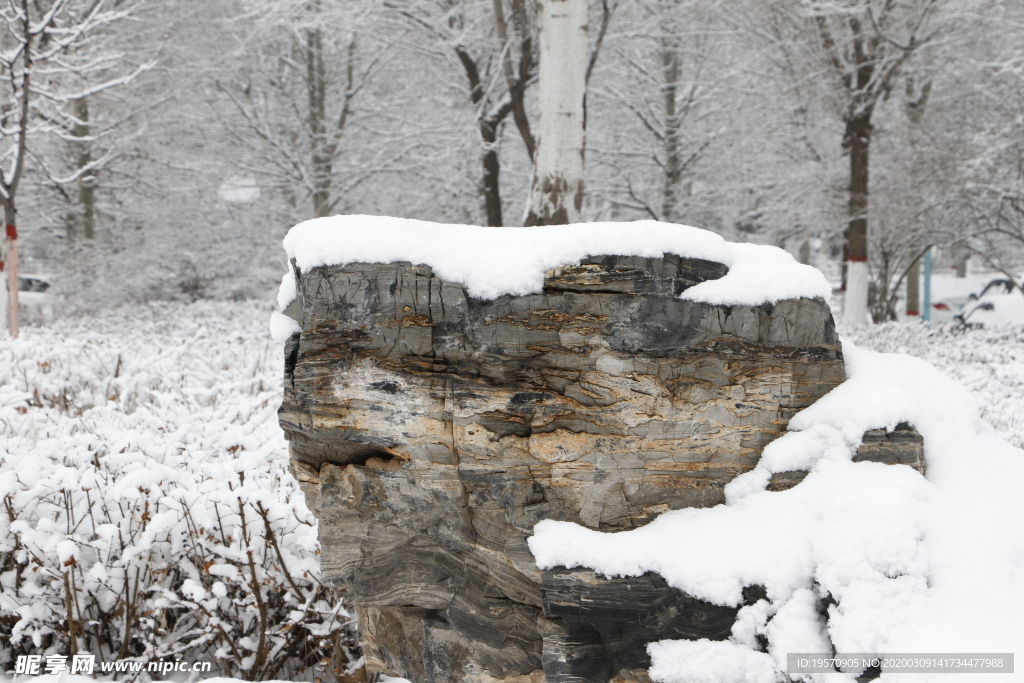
[3, 302, 1023, 683]
[0, 303, 359, 682]
[842, 322, 1024, 449]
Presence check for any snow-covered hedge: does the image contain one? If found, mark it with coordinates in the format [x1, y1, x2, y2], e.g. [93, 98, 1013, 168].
[0, 303, 359, 680]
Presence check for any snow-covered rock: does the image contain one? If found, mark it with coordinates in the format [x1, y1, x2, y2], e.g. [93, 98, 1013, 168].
[273, 221, 931, 682]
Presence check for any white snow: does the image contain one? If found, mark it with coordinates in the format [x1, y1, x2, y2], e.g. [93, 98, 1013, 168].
[278, 216, 830, 307]
[277, 268, 296, 310]
[529, 342, 1024, 682]
[269, 310, 300, 344]
[843, 322, 1024, 448]
[647, 640, 779, 683]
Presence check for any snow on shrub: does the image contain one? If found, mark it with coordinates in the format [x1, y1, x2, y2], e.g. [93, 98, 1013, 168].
[0, 303, 360, 681]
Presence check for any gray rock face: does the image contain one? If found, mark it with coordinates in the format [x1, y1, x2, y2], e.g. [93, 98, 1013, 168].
[277, 253, 920, 682]
[539, 569, 751, 682]
[767, 422, 926, 491]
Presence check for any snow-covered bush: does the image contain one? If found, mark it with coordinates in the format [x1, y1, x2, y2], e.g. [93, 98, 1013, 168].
[0, 303, 360, 680]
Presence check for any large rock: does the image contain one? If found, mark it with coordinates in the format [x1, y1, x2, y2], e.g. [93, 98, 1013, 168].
[277, 254, 904, 682]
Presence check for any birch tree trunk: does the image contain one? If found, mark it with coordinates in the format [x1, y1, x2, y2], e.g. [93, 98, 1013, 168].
[525, 0, 588, 226]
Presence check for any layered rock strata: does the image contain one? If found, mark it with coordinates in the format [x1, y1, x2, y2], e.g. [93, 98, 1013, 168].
[277, 254, 918, 682]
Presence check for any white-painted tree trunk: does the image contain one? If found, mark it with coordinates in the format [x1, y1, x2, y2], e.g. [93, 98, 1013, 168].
[0, 248, 6, 333]
[844, 260, 869, 326]
[4, 235, 17, 338]
[526, 0, 588, 226]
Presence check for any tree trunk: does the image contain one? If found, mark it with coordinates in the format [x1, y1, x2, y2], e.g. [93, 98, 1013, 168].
[955, 253, 967, 278]
[74, 97, 96, 240]
[799, 240, 811, 266]
[454, 44, 512, 227]
[906, 256, 920, 316]
[843, 111, 870, 326]
[661, 46, 681, 223]
[4, 206, 18, 339]
[904, 78, 930, 317]
[481, 120, 504, 227]
[526, 0, 588, 226]
[493, 0, 536, 161]
[307, 27, 332, 218]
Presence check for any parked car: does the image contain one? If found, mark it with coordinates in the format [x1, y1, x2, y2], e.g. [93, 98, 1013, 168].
[956, 277, 1024, 327]
[924, 273, 994, 323]
[929, 296, 971, 323]
[3, 274, 54, 318]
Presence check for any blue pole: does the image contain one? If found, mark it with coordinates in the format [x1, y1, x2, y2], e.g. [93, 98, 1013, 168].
[922, 247, 933, 323]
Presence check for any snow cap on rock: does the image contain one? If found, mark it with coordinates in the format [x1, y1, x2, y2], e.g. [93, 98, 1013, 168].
[277, 215, 830, 309]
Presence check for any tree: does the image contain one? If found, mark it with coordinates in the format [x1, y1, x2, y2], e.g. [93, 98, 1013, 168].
[468, 0, 536, 225]
[216, 1, 388, 221]
[381, 0, 539, 226]
[588, 0, 742, 228]
[0, 0, 146, 336]
[525, 0, 590, 225]
[951, 2, 1024, 289]
[804, 0, 947, 325]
